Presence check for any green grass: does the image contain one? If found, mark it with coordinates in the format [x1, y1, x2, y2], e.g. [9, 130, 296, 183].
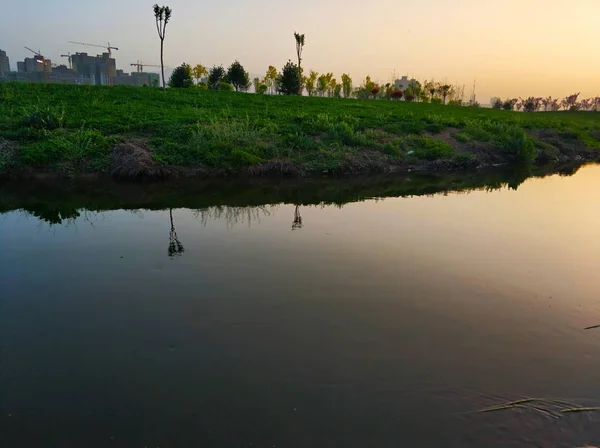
[0, 82, 599, 176]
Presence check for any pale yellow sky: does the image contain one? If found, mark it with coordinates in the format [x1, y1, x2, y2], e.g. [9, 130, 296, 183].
[2, 0, 599, 102]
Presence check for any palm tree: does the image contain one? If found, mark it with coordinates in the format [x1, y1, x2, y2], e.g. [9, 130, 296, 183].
[292, 205, 303, 230]
[168, 209, 184, 257]
[294, 32, 305, 94]
[153, 4, 172, 89]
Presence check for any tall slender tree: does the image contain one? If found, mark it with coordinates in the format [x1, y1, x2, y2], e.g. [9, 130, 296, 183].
[153, 4, 172, 89]
[294, 32, 305, 94]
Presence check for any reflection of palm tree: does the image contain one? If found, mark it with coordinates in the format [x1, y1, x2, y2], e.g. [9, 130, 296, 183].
[168, 208, 184, 257]
[292, 205, 303, 230]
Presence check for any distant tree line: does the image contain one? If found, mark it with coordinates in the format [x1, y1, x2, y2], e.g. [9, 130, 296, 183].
[492, 94, 600, 112]
[155, 13, 599, 112]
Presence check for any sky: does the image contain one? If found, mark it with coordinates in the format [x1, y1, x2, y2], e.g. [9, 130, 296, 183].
[1, 0, 599, 102]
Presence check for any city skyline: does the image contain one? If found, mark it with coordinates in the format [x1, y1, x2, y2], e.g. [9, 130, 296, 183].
[1, 0, 599, 102]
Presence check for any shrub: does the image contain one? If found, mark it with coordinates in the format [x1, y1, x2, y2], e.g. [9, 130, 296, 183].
[208, 65, 226, 90]
[276, 60, 302, 95]
[257, 84, 268, 95]
[370, 86, 381, 98]
[218, 82, 233, 91]
[495, 127, 535, 163]
[407, 136, 454, 160]
[226, 60, 251, 92]
[168, 63, 193, 88]
[391, 89, 404, 100]
[197, 82, 208, 90]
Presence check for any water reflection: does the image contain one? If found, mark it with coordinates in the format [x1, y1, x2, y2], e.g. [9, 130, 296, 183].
[2, 163, 600, 448]
[0, 162, 586, 226]
[168, 208, 184, 257]
[292, 205, 303, 230]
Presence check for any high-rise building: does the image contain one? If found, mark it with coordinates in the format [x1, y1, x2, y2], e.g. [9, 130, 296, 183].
[71, 52, 116, 85]
[17, 56, 51, 73]
[115, 70, 160, 87]
[0, 50, 11, 74]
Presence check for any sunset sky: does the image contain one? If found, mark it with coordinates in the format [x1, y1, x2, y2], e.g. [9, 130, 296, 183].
[1, 0, 599, 102]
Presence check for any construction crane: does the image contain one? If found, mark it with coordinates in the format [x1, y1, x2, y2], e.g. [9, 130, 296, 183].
[130, 61, 161, 73]
[24, 46, 43, 58]
[68, 41, 118, 57]
[61, 52, 72, 70]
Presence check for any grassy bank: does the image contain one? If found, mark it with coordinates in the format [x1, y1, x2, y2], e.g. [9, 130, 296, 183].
[0, 83, 599, 179]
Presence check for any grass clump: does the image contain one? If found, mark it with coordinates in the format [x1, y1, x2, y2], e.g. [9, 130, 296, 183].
[406, 136, 455, 160]
[21, 104, 67, 130]
[19, 129, 116, 170]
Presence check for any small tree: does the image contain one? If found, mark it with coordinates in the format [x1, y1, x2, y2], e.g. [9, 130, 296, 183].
[208, 65, 225, 90]
[294, 32, 305, 94]
[226, 60, 250, 92]
[328, 77, 338, 97]
[153, 4, 172, 89]
[407, 80, 422, 102]
[333, 84, 342, 98]
[276, 60, 302, 95]
[424, 80, 436, 101]
[522, 96, 542, 112]
[253, 77, 260, 93]
[168, 63, 193, 88]
[371, 85, 380, 99]
[492, 98, 503, 109]
[341, 73, 353, 98]
[192, 64, 207, 84]
[263, 65, 278, 94]
[317, 74, 328, 97]
[304, 70, 318, 96]
[439, 84, 452, 105]
[502, 99, 518, 111]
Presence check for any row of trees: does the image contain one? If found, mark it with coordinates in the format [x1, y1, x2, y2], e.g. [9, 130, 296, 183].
[493, 94, 600, 112]
[169, 60, 251, 91]
[159, 21, 598, 112]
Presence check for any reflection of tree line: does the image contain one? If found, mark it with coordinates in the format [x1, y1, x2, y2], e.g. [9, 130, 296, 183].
[193, 205, 278, 228]
[168, 204, 302, 258]
[5, 162, 585, 228]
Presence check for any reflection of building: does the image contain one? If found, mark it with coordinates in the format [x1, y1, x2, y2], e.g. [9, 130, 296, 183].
[71, 52, 116, 85]
[115, 70, 160, 87]
[0, 50, 10, 74]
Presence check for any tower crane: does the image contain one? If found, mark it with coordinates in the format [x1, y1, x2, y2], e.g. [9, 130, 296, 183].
[68, 41, 118, 57]
[130, 61, 161, 73]
[61, 52, 72, 69]
[24, 46, 43, 58]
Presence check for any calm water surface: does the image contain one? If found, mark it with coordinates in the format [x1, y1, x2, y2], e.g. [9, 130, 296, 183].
[2, 166, 600, 447]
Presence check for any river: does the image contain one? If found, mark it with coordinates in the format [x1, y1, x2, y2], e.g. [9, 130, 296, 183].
[1, 164, 600, 448]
